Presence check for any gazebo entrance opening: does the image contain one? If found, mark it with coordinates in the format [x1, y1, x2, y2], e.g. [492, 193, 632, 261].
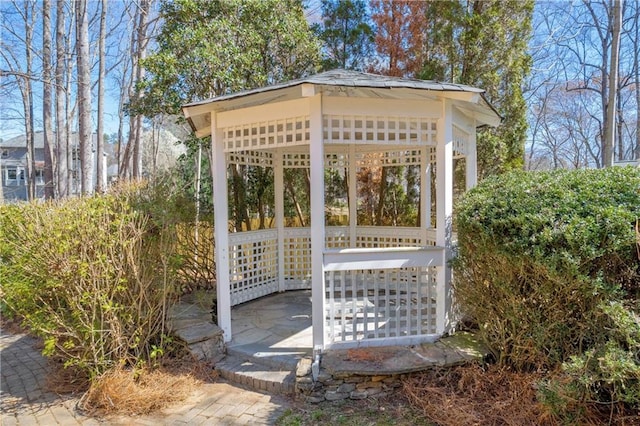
[182, 70, 500, 352]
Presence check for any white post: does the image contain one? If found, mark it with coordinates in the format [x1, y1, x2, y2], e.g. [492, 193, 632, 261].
[348, 144, 357, 247]
[274, 149, 286, 292]
[211, 112, 232, 342]
[420, 147, 430, 244]
[435, 100, 453, 335]
[309, 93, 325, 350]
[466, 119, 477, 190]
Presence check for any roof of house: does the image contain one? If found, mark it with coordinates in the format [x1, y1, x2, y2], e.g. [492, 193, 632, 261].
[0, 131, 96, 149]
[182, 69, 502, 137]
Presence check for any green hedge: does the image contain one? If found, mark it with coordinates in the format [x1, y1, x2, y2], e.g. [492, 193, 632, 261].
[453, 167, 640, 410]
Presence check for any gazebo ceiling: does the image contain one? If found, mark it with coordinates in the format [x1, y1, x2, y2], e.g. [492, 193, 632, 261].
[183, 69, 501, 138]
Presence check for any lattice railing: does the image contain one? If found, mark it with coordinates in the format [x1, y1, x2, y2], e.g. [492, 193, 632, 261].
[231, 226, 439, 300]
[323, 115, 437, 145]
[355, 226, 424, 248]
[228, 229, 278, 305]
[283, 227, 312, 290]
[323, 247, 442, 347]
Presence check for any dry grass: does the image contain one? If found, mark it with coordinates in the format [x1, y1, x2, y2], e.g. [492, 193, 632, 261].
[404, 364, 566, 426]
[76, 355, 218, 416]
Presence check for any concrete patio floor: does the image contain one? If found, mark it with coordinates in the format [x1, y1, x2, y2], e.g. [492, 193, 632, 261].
[228, 290, 314, 370]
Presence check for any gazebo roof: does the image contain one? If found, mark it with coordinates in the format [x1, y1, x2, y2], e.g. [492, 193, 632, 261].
[183, 69, 501, 138]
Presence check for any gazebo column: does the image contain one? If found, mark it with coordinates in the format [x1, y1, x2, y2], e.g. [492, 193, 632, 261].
[309, 93, 326, 350]
[211, 112, 232, 342]
[348, 144, 357, 247]
[274, 149, 285, 292]
[435, 100, 453, 335]
[466, 119, 478, 190]
[420, 147, 431, 242]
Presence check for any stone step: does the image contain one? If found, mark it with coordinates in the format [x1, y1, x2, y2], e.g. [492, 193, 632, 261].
[215, 355, 296, 396]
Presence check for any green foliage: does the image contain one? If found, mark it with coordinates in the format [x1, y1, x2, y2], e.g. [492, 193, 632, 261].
[312, 0, 374, 71]
[0, 181, 199, 379]
[453, 167, 640, 409]
[135, 0, 320, 116]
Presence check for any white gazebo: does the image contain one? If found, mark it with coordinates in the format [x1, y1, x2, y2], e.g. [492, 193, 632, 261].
[182, 69, 500, 352]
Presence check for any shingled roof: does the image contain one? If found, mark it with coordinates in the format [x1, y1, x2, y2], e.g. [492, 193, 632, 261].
[183, 69, 501, 137]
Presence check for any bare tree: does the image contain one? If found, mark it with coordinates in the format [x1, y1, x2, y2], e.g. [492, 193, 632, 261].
[42, 0, 55, 199]
[603, 0, 622, 167]
[55, 0, 69, 197]
[75, 0, 92, 194]
[96, 0, 107, 192]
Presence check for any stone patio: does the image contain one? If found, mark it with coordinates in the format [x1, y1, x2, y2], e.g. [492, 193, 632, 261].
[170, 290, 490, 398]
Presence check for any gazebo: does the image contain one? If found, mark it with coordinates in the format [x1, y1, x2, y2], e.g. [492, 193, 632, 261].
[182, 69, 500, 353]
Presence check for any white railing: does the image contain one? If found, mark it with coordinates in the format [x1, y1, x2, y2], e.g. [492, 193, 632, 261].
[230, 226, 440, 307]
[228, 229, 278, 305]
[323, 247, 444, 348]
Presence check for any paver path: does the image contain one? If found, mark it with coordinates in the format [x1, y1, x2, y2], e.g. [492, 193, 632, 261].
[1, 329, 290, 425]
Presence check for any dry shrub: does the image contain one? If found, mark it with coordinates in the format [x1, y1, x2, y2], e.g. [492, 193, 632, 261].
[403, 364, 597, 426]
[79, 366, 201, 416]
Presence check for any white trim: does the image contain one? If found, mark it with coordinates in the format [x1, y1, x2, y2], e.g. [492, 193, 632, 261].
[323, 247, 444, 271]
[309, 93, 325, 350]
[435, 99, 454, 335]
[274, 149, 286, 292]
[212, 112, 232, 342]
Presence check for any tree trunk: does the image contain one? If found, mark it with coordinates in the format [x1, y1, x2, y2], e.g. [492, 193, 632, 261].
[603, 0, 621, 168]
[375, 166, 387, 226]
[24, 0, 36, 201]
[76, 0, 93, 194]
[96, 0, 107, 192]
[42, 0, 55, 199]
[55, 0, 68, 197]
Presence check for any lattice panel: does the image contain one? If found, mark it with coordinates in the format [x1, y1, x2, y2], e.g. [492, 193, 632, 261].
[228, 230, 278, 305]
[227, 150, 273, 167]
[282, 153, 310, 169]
[325, 266, 438, 344]
[355, 227, 423, 248]
[428, 146, 436, 163]
[283, 228, 312, 290]
[223, 116, 310, 152]
[355, 150, 422, 168]
[326, 226, 350, 249]
[323, 115, 437, 145]
[281, 153, 353, 169]
[325, 153, 349, 169]
[453, 126, 469, 157]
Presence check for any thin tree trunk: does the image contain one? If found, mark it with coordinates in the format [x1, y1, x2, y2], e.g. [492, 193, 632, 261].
[42, 0, 55, 199]
[131, 0, 150, 179]
[96, 0, 107, 192]
[375, 166, 387, 226]
[24, 0, 36, 201]
[603, 0, 621, 168]
[76, 0, 93, 194]
[55, 0, 68, 197]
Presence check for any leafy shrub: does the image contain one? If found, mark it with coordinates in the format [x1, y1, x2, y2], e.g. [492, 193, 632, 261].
[0, 183, 182, 379]
[453, 167, 640, 413]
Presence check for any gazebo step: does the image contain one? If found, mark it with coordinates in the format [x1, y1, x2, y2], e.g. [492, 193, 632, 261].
[216, 355, 296, 396]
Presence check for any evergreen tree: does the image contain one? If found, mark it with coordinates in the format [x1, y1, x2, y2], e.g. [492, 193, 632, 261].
[371, 0, 534, 177]
[312, 0, 373, 71]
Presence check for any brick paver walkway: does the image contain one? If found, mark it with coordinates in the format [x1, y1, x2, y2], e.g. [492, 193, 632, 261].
[1, 330, 290, 425]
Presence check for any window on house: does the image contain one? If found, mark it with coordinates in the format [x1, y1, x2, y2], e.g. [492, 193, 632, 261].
[36, 168, 44, 185]
[1, 150, 7, 158]
[5, 168, 18, 185]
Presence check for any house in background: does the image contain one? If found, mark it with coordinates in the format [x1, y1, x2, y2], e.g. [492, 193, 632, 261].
[0, 131, 107, 202]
